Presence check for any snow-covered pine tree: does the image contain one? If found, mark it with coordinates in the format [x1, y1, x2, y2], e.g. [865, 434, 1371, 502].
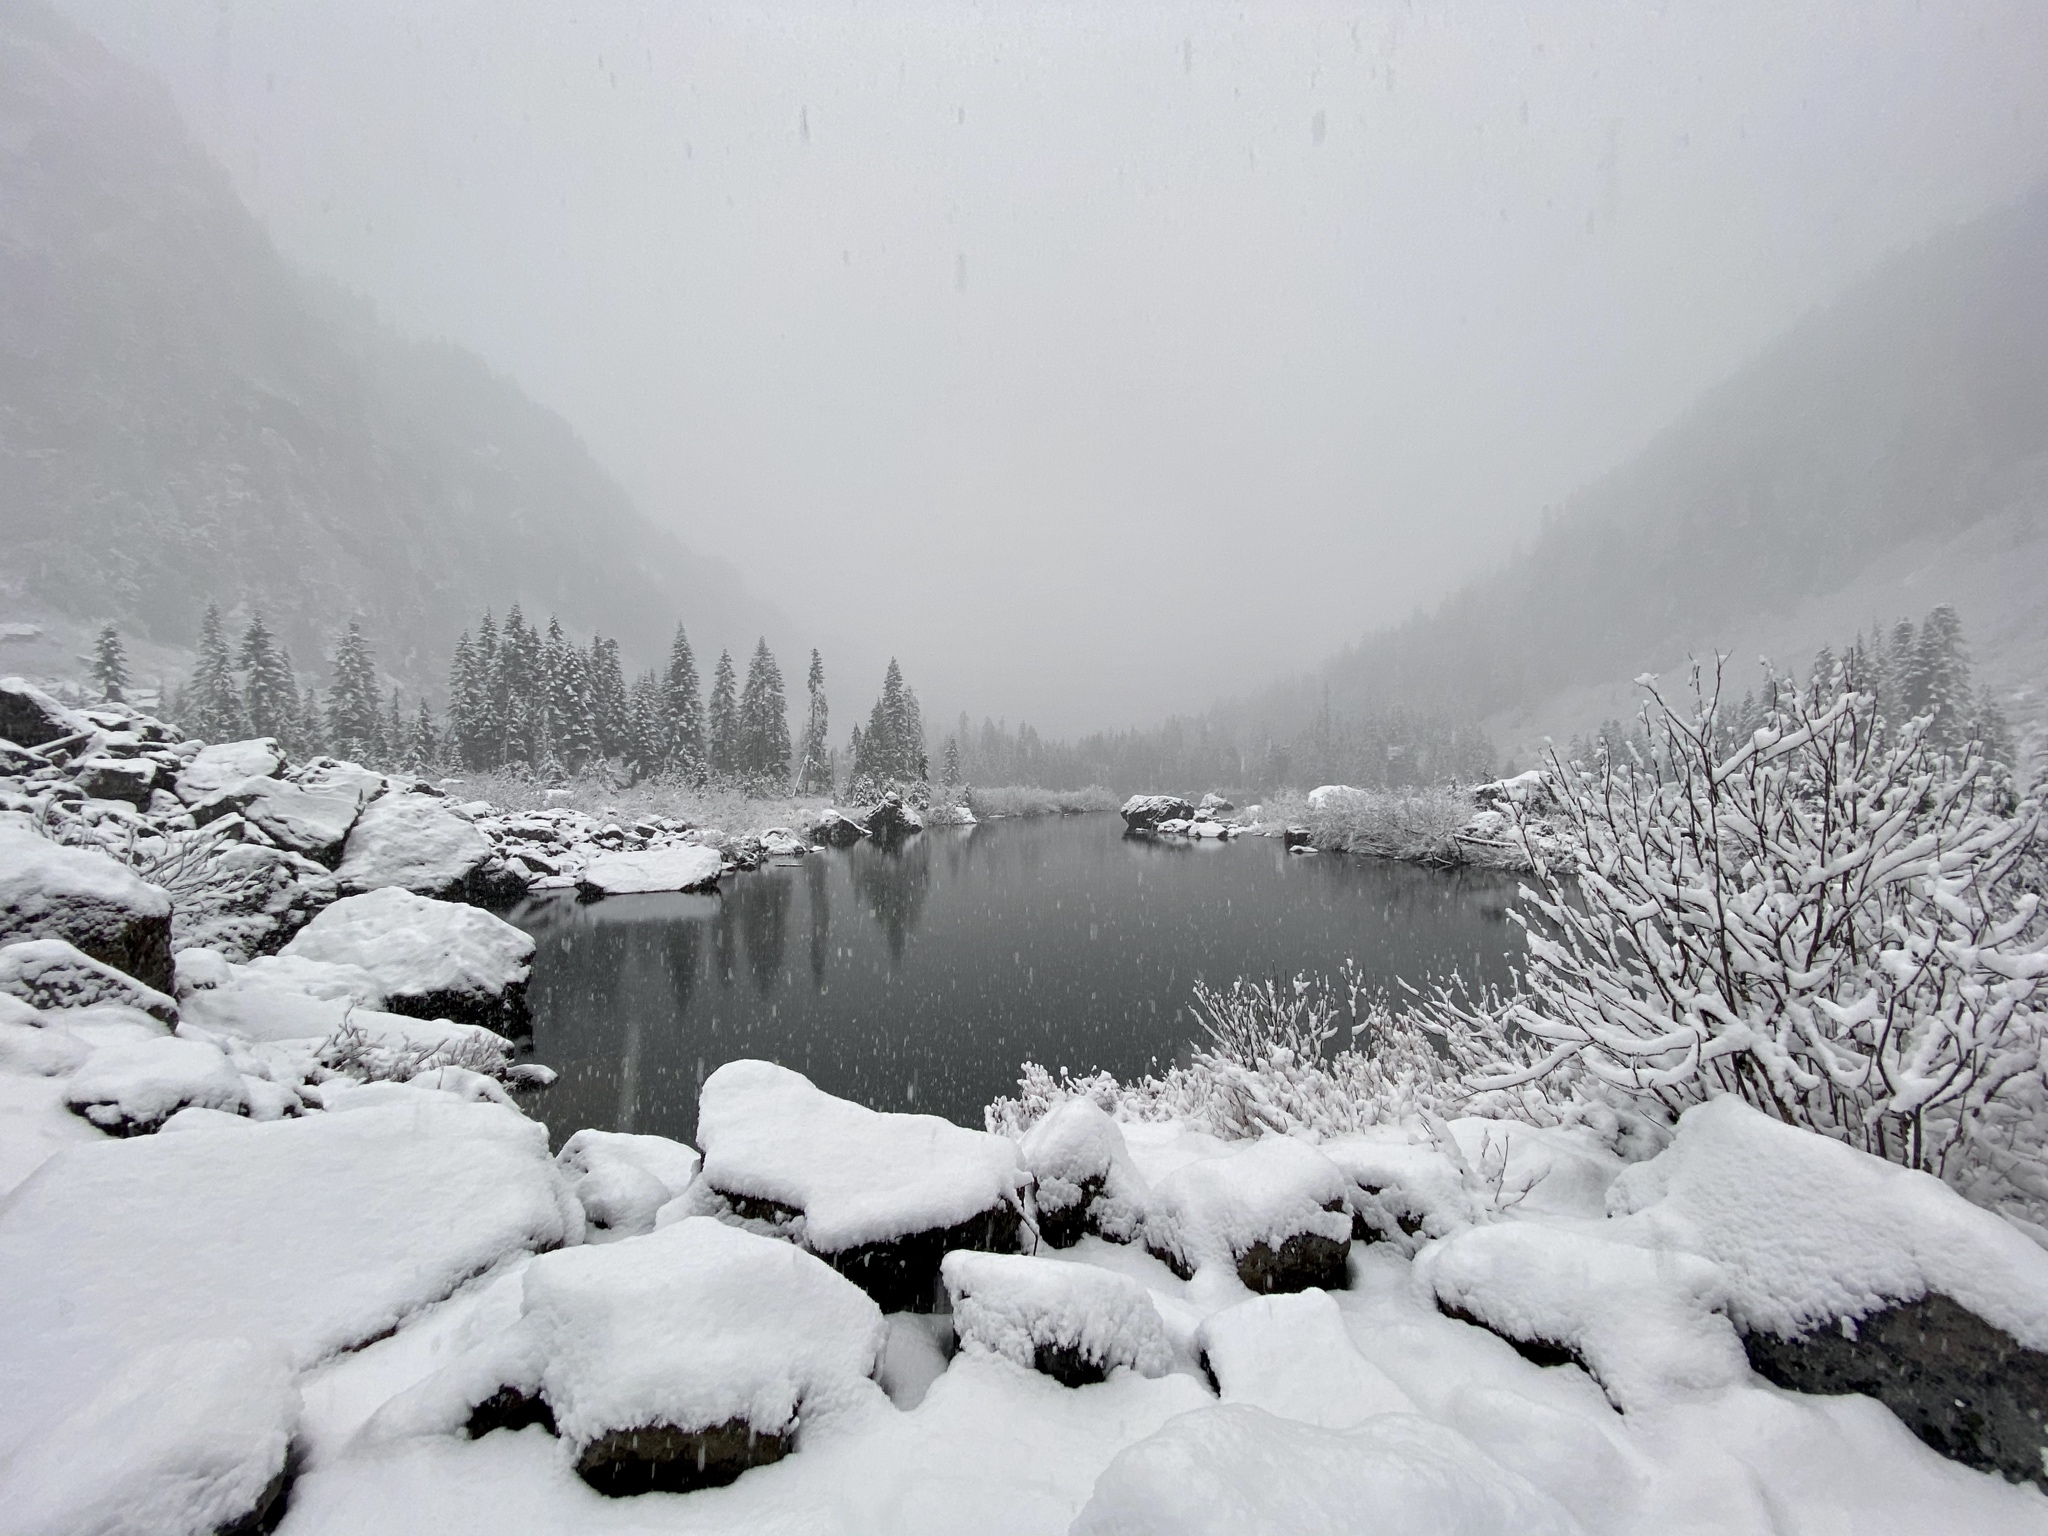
[1914, 604, 1971, 752]
[942, 735, 960, 786]
[410, 699, 439, 771]
[847, 723, 866, 787]
[589, 635, 632, 763]
[662, 625, 705, 779]
[796, 649, 831, 793]
[738, 639, 791, 790]
[382, 689, 406, 768]
[542, 617, 598, 772]
[295, 679, 327, 757]
[899, 684, 928, 782]
[325, 621, 382, 763]
[238, 613, 297, 740]
[90, 624, 129, 703]
[471, 611, 502, 766]
[1890, 618, 1923, 720]
[187, 604, 248, 741]
[445, 632, 480, 768]
[498, 607, 542, 767]
[628, 669, 665, 777]
[707, 650, 740, 783]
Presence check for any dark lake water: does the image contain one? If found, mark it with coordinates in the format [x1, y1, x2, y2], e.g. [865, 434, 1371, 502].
[507, 815, 1528, 1147]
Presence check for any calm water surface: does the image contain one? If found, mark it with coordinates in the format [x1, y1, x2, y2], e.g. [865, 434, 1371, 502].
[509, 815, 1527, 1146]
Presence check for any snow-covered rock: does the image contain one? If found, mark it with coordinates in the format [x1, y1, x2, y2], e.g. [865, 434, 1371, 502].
[1321, 1136, 1478, 1250]
[1146, 1135, 1352, 1291]
[70, 754, 159, 806]
[1198, 793, 1235, 815]
[0, 676, 87, 748]
[172, 737, 287, 803]
[335, 791, 515, 900]
[0, 1337, 299, 1536]
[942, 1251, 1173, 1386]
[0, 937, 178, 1023]
[0, 1096, 579, 1474]
[1305, 784, 1359, 811]
[0, 826, 174, 992]
[168, 841, 337, 959]
[759, 826, 810, 857]
[64, 1034, 249, 1134]
[1608, 1096, 2048, 1485]
[1197, 1291, 1417, 1428]
[677, 1060, 1026, 1310]
[1019, 1098, 1150, 1247]
[192, 775, 364, 864]
[808, 807, 869, 847]
[280, 887, 534, 1031]
[0, 1015, 92, 1077]
[1418, 1222, 1747, 1411]
[1120, 794, 1194, 833]
[557, 1128, 701, 1237]
[372, 1217, 885, 1496]
[863, 791, 925, 842]
[575, 844, 724, 897]
[1069, 1403, 1582, 1536]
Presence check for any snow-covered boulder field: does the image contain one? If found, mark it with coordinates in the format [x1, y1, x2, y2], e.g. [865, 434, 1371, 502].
[673, 1060, 1028, 1310]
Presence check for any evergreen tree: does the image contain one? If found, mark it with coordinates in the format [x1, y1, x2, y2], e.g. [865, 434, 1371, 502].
[847, 723, 865, 788]
[628, 669, 665, 776]
[943, 735, 961, 786]
[325, 621, 382, 763]
[796, 649, 831, 794]
[498, 606, 541, 767]
[187, 604, 247, 741]
[738, 639, 791, 789]
[1890, 619, 1922, 719]
[1913, 604, 1971, 751]
[707, 650, 740, 782]
[410, 699, 439, 772]
[237, 612, 297, 740]
[542, 617, 598, 772]
[472, 611, 503, 767]
[296, 681, 328, 757]
[446, 632, 485, 769]
[382, 688, 406, 768]
[661, 625, 705, 778]
[90, 624, 130, 703]
[589, 636, 632, 762]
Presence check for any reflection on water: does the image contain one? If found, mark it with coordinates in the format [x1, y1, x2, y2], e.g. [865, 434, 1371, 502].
[509, 816, 1527, 1147]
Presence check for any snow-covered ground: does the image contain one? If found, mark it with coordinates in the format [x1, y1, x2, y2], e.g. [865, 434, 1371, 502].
[5, 687, 2048, 1532]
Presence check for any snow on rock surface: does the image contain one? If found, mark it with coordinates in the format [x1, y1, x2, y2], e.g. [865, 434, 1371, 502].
[1197, 1291, 1417, 1427]
[1320, 1135, 1478, 1250]
[168, 841, 338, 959]
[1609, 1096, 2048, 1348]
[808, 807, 869, 846]
[64, 1034, 248, 1134]
[335, 791, 499, 899]
[0, 676, 87, 747]
[280, 887, 533, 1031]
[682, 1060, 1025, 1309]
[0, 1336, 299, 1536]
[173, 737, 287, 803]
[1146, 1134, 1352, 1291]
[1119, 795, 1194, 833]
[942, 1251, 1173, 1386]
[1417, 1222, 1747, 1411]
[0, 936, 178, 1022]
[192, 775, 364, 863]
[0, 1097, 579, 1470]
[1069, 1402, 1584, 1536]
[1019, 1097, 1149, 1247]
[0, 826, 174, 991]
[574, 844, 723, 897]
[372, 1217, 884, 1496]
[556, 1128, 701, 1237]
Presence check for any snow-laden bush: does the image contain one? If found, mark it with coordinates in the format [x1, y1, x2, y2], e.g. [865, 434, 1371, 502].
[1434, 664, 2048, 1206]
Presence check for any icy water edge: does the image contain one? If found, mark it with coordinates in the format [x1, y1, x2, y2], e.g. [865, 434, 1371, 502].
[507, 814, 1527, 1146]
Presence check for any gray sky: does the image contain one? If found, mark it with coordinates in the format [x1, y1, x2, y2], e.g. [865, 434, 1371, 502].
[61, 0, 2048, 733]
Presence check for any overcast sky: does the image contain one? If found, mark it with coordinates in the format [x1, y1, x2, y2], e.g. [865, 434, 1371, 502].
[60, 0, 2048, 733]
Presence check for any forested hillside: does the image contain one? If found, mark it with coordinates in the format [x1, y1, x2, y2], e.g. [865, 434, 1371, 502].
[0, 0, 761, 685]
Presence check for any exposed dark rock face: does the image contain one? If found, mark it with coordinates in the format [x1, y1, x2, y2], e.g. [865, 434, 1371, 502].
[1033, 1341, 1111, 1388]
[862, 793, 924, 844]
[1034, 1173, 1105, 1250]
[0, 679, 84, 748]
[0, 829, 175, 993]
[212, 1454, 296, 1536]
[809, 808, 869, 847]
[1120, 795, 1195, 833]
[381, 984, 532, 1039]
[1438, 1303, 1583, 1371]
[574, 1418, 792, 1496]
[819, 1203, 1025, 1313]
[1743, 1293, 2048, 1492]
[1282, 826, 1314, 849]
[466, 1386, 557, 1440]
[72, 755, 158, 806]
[1235, 1230, 1352, 1295]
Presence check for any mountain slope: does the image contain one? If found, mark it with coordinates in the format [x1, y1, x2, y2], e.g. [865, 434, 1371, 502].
[1304, 185, 2048, 751]
[0, 0, 762, 682]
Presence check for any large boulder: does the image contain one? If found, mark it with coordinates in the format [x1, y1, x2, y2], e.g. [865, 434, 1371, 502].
[1018, 1098, 1149, 1247]
[369, 1217, 884, 1497]
[192, 776, 363, 865]
[1146, 1136, 1353, 1292]
[279, 887, 535, 1032]
[0, 677, 87, 749]
[335, 792, 515, 902]
[64, 1035, 250, 1136]
[942, 1251, 1173, 1387]
[173, 739, 287, 804]
[0, 827, 174, 993]
[70, 755, 159, 807]
[862, 792, 925, 844]
[0, 938, 178, 1023]
[676, 1060, 1027, 1310]
[1607, 1097, 2048, 1490]
[575, 845, 724, 898]
[168, 842, 337, 961]
[808, 808, 869, 847]
[1120, 794, 1194, 833]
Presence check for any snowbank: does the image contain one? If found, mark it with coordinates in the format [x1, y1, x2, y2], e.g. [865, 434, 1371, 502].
[575, 844, 723, 897]
[0, 1337, 298, 1536]
[281, 887, 533, 1031]
[0, 1096, 580, 1467]
[1197, 1291, 1416, 1427]
[1146, 1135, 1352, 1290]
[942, 1251, 1174, 1385]
[64, 1034, 249, 1134]
[1070, 1403, 1582, 1536]
[0, 826, 173, 992]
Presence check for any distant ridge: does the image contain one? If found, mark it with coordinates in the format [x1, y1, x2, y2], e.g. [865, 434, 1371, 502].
[0, 0, 767, 683]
